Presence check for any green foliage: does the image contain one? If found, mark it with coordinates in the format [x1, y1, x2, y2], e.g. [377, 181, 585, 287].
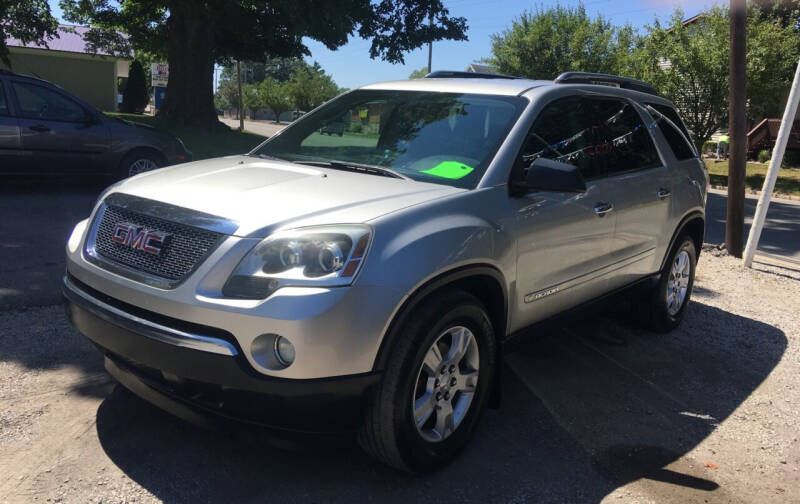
[214, 79, 240, 111]
[408, 67, 429, 79]
[257, 78, 292, 122]
[288, 62, 339, 111]
[486, 5, 637, 79]
[632, 8, 730, 148]
[632, 6, 800, 147]
[241, 83, 260, 116]
[59, 0, 469, 126]
[702, 141, 718, 154]
[121, 60, 150, 113]
[758, 149, 771, 163]
[0, 0, 58, 67]
[745, 5, 800, 119]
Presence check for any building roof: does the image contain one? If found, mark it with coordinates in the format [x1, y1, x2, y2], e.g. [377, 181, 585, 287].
[5, 25, 128, 58]
[466, 63, 496, 74]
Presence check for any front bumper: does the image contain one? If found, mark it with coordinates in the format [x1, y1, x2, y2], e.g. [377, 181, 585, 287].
[63, 275, 380, 432]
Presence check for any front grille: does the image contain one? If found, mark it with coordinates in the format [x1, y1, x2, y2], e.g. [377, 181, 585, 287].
[92, 204, 223, 282]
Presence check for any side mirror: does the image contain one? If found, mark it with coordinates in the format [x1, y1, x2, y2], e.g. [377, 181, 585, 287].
[518, 157, 587, 193]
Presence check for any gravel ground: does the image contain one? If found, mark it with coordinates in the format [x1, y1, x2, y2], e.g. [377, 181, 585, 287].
[0, 252, 798, 503]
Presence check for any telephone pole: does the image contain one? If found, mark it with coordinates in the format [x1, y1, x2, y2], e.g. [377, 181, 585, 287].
[427, 12, 433, 73]
[237, 60, 244, 131]
[726, 0, 747, 257]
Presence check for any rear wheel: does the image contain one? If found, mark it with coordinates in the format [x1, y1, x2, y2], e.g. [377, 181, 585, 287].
[637, 235, 697, 332]
[358, 289, 496, 472]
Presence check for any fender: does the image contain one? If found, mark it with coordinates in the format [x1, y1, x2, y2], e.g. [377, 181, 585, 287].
[371, 263, 508, 374]
[660, 210, 705, 271]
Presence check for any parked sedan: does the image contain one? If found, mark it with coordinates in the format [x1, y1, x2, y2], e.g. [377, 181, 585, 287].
[0, 70, 191, 182]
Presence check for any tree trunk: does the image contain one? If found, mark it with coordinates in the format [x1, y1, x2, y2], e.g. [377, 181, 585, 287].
[159, 0, 220, 129]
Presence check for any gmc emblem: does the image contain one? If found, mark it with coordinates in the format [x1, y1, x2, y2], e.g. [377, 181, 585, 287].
[111, 222, 170, 256]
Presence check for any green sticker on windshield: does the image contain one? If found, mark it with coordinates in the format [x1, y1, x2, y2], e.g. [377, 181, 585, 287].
[421, 161, 474, 180]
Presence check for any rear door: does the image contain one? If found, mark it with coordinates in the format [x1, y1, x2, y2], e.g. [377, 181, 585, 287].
[510, 96, 617, 327]
[588, 97, 671, 288]
[11, 80, 109, 176]
[0, 79, 25, 175]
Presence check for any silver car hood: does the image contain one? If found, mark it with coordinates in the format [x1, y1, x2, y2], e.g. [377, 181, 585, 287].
[109, 155, 463, 237]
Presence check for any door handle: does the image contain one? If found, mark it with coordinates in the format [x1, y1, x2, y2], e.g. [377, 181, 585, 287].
[657, 188, 672, 199]
[29, 125, 51, 133]
[593, 202, 613, 216]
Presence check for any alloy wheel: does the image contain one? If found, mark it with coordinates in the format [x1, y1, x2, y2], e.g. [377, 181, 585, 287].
[666, 249, 690, 316]
[412, 326, 480, 443]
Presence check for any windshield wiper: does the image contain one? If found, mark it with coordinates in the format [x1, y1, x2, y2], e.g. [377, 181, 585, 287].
[293, 159, 409, 180]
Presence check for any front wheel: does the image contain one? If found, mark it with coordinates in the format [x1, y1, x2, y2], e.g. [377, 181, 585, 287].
[358, 289, 496, 472]
[118, 150, 163, 180]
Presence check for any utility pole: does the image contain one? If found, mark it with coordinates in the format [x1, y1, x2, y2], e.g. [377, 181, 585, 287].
[726, 0, 747, 257]
[237, 60, 244, 131]
[427, 12, 433, 73]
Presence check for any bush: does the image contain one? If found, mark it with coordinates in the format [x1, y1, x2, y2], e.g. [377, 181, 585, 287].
[782, 149, 800, 168]
[121, 60, 149, 113]
[702, 141, 717, 155]
[758, 149, 771, 163]
[348, 123, 363, 133]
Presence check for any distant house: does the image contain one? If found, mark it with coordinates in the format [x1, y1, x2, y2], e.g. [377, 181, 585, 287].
[2, 25, 131, 111]
[466, 63, 496, 74]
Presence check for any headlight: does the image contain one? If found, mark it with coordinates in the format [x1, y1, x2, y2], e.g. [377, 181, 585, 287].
[222, 225, 372, 299]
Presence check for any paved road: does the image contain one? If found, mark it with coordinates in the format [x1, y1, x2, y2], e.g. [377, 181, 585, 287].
[704, 189, 800, 262]
[220, 117, 287, 138]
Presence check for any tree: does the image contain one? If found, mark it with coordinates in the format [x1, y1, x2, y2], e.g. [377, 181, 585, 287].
[408, 67, 428, 79]
[485, 5, 636, 79]
[214, 79, 239, 112]
[258, 78, 292, 123]
[0, 0, 58, 67]
[60, 0, 468, 129]
[632, 9, 730, 148]
[288, 62, 339, 111]
[121, 60, 150, 113]
[241, 83, 261, 119]
[632, 6, 800, 147]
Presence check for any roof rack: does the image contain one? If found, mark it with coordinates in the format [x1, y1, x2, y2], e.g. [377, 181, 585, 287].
[554, 72, 658, 96]
[424, 70, 520, 80]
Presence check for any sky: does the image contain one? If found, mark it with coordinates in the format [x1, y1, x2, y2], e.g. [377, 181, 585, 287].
[48, 0, 715, 90]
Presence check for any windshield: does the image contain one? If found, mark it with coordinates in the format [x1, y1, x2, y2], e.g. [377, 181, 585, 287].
[252, 90, 526, 188]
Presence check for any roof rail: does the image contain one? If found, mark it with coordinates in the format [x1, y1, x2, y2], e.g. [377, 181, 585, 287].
[554, 72, 658, 96]
[424, 70, 520, 80]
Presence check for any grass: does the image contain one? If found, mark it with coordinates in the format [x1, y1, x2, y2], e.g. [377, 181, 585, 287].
[703, 159, 800, 197]
[105, 112, 267, 160]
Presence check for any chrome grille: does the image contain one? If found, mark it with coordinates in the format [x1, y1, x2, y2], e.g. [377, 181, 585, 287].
[91, 204, 223, 282]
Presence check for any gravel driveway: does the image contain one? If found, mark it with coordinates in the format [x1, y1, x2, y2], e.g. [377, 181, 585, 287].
[1, 191, 798, 504]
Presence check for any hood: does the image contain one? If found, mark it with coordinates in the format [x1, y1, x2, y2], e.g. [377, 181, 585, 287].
[109, 155, 463, 237]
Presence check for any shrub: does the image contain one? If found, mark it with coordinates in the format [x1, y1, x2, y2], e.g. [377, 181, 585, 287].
[121, 60, 149, 113]
[702, 141, 717, 155]
[348, 123, 363, 133]
[758, 149, 770, 163]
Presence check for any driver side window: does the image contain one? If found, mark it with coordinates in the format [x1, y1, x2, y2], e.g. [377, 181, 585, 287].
[519, 96, 600, 180]
[12, 81, 86, 122]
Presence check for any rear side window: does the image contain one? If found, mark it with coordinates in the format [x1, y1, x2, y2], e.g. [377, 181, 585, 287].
[0, 82, 8, 115]
[648, 103, 696, 160]
[12, 81, 86, 122]
[521, 96, 600, 179]
[589, 99, 661, 176]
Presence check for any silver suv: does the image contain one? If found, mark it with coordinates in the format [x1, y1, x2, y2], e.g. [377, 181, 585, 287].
[64, 71, 708, 472]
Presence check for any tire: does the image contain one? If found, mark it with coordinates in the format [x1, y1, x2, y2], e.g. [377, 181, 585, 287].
[358, 289, 496, 472]
[118, 150, 163, 180]
[637, 235, 697, 332]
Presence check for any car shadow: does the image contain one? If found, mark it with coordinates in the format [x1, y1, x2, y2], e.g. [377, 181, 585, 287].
[94, 300, 785, 503]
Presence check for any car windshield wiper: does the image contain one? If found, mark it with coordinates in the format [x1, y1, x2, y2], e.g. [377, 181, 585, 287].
[292, 159, 409, 180]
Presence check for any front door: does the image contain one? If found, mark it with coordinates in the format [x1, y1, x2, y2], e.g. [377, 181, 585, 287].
[508, 96, 617, 329]
[11, 80, 109, 177]
[0, 80, 25, 175]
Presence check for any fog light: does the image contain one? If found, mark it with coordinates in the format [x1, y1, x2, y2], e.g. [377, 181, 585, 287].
[274, 336, 295, 366]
